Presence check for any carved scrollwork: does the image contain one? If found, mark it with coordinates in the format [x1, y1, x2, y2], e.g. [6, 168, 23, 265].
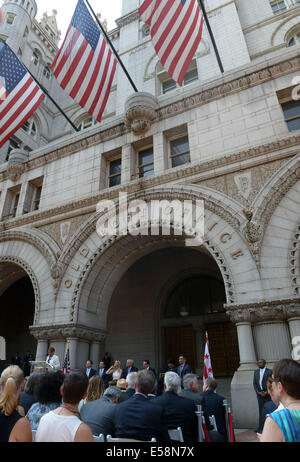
[30, 324, 108, 342]
[226, 298, 300, 324]
[125, 92, 158, 135]
[7, 149, 28, 182]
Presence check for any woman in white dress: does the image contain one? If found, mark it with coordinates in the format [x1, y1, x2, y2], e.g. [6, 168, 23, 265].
[106, 360, 122, 385]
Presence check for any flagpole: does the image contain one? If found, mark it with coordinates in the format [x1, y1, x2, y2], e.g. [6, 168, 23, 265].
[84, 0, 139, 93]
[1, 40, 80, 132]
[198, 0, 224, 74]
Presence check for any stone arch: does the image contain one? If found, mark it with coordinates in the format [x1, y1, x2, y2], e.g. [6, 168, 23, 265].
[57, 186, 261, 329]
[0, 228, 59, 323]
[271, 13, 300, 47]
[253, 154, 300, 256]
[0, 256, 40, 322]
[256, 157, 300, 298]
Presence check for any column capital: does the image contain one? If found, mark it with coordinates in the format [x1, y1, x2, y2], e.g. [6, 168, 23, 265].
[30, 324, 108, 343]
[225, 298, 300, 324]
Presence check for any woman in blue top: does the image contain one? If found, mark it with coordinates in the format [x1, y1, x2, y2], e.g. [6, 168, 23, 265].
[260, 359, 300, 442]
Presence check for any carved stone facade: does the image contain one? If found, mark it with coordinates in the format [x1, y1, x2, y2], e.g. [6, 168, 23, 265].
[1, 0, 300, 429]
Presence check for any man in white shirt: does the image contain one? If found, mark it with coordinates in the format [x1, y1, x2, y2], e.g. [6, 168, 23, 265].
[46, 347, 61, 372]
[253, 359, 272, 432]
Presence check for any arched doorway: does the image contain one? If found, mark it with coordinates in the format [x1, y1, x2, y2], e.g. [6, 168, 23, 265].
[0, 263, 36, 374]
[105, 244, 240, 376]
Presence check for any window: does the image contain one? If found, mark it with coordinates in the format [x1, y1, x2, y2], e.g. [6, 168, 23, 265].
[270, 1, 287, 14]
[11, 193, 20, 218]
[23, 178, 43, 213]
[2, 187, 22, 221]
[43, 65, 52, 80]
[138, 147, 154, 178]
[31, 51, 40, 66]
[288, 32, 300, 47]
[108, 158, 121, 187]
[282, 100, 300, 131]
[158, 60, 199, 95]
[21, 119, 37, 138]
[170, 136, 190, 168]
[77, 116, 97, 131]
[6, 13, 16, 24]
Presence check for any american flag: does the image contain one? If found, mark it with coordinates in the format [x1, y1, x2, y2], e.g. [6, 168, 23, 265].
[0, 7, 3, 26]
[62, 344, 71, 375]
[203, 334, 214, 383]
[52, 0, 117, 123]
[139, 0, 204, 86]
[0, 41, 45, 148]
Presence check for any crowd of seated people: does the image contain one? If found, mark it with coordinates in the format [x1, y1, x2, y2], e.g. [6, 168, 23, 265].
[0, 355, 299, 442]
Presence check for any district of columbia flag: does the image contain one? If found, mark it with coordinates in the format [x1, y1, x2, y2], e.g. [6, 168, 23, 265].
[0, 41, 45, 148]
[62, 344, 71, 375]
[203, 333, 214, 383]
[139, 0, 204, 86]
[52, 0, 117, 123]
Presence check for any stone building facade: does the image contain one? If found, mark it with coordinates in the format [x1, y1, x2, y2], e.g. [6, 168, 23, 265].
[0, 0, 300, 427]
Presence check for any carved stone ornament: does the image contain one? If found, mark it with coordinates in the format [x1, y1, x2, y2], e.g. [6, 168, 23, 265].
[50, 261, 65, 295]
[30, 324, 108, 342]
[7, 149, 28, 182]
[125, 92, 158, 135]
[226, 298, 300, 324]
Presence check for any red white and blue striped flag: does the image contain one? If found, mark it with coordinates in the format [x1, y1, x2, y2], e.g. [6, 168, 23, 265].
[62, 344, 71, 375]
[139, 0, 204, 86]
[0, 41, 45, 148]
[0, 7, 3, 26]
[52, 0, 117, 123]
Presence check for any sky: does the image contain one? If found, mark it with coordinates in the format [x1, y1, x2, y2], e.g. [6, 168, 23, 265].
[1, 0, 123, 41]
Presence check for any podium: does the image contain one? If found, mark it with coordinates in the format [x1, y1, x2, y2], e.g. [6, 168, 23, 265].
[29, 361, 54, 374]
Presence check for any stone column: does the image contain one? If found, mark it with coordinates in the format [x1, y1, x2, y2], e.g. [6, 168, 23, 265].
[226, 305, 258, 429]
[226, 307, 256, 370]
[90, 341, 101, 368]
[35, 340, 48, 362]
[251, 305, 291, 368]
[66, 338, 79, 371]
[286, 303, 300, 359]
[153, 132, 167, 174]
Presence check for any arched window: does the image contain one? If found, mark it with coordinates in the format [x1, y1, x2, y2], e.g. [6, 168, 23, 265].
[31, 50, 41, 66]
[157, 59, 199, 95]
[77, 116, 98, 131]
[21, 118, 37, 138]
[288, 32, 300, 47]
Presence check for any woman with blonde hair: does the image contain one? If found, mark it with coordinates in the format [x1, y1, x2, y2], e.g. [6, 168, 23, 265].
[106, 360, 122, 385]
[78, 375, 105, 411]
[0, 366, 32, 442]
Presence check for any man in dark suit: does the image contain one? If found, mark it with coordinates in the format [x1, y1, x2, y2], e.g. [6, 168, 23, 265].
[98, 361, 110, 388]
[179, 373, 222, 440]
[153, 371, 198, 442]
[114, 369, 170, 442]
[143, 360, 156, 377]
[119, 372, 137, 403]
[253, 359, 272, 432]
[81, 386, 122, 437]
[11, 353, 22, 368]
[122, 359, 138, 379]
[176, 354, 192, 385]
[85, 360, 97, 379]
[202, 377, 228, 442]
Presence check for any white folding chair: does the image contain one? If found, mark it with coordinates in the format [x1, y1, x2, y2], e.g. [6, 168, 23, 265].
[93, 433, 105, 442]
[32, 430, 37, 442]
[106, 435, 156, 442]
[209, 415, 218, 432]
[168, 427, 184, 442]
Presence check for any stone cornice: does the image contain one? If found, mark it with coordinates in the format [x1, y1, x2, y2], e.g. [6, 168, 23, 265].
[226, 298, 300, 324]
[115, 10, 140, 29]
[30, 324, 108, 342]
[32, 19, 59, 55]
